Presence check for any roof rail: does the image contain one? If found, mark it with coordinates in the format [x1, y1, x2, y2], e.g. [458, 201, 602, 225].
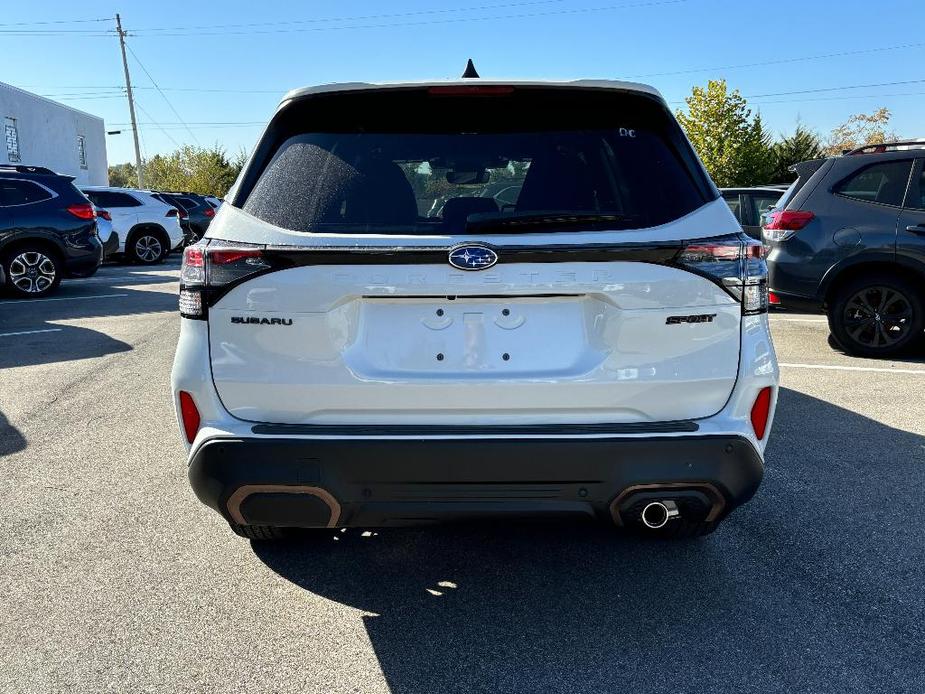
[844, 140, 925, 155]
[0, 164, 58, 175]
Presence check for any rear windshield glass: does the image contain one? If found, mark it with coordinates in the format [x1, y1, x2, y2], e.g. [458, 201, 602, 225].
[239, 88, 713, 235]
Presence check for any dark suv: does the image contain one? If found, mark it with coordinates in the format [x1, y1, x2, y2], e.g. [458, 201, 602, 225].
[153, 191, 215, 244]
[1, 165, 102, 298]
[765, 141, 925, 357]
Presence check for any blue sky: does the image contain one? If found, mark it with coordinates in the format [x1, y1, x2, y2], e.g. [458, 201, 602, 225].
[5, 0, 925, 164]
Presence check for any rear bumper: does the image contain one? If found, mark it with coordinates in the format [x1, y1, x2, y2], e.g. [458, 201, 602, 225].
[101, 231, 119, 259]
[63, 239, 103, 278]
[188, 433, 764, 529]
[768, 288, 824, 313]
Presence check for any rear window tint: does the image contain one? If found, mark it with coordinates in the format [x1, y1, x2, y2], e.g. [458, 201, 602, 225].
[722, 193, 742, 222]
[0, 179, 53, 206]
[906, 167, 925, 211]
[239, 88, 713, 235]
[835, 160, 913, 207]
[85, 190, 141, 208]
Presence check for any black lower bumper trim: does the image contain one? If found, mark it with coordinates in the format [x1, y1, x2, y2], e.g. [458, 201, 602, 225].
[189, 434, 763, 529]
[250, 421, 699, 436]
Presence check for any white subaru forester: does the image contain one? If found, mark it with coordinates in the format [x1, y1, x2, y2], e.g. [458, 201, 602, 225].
[171, 79, 779, 540]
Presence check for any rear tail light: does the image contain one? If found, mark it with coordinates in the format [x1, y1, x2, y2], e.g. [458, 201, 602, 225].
[203, 207, 215, 217]
[178, 391, 201, 444]
[750, 387, 773, 440]
[66, 203, 96, 220]
[166, 208, 178, 217]
[762, 210, 814, 242]
[179, 240, 271, 319]
[674, 234, 769, 315]
[768, 290, 781, 306]
[98, 209, 112, 221]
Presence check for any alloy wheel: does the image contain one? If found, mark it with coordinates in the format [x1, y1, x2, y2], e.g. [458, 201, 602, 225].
[9, 251, 57, 294]
[135, 235, 163, 263]
[842, 286, 914, 350]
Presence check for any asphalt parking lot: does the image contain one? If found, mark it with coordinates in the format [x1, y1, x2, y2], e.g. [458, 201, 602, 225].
[1, 260, 924, 694]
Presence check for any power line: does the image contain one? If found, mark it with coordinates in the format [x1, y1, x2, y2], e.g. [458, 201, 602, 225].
[133, 98, 181, 149]
[39, 77, 925, 100]
[123, 0, 693, 36]
[0, 17, 110, 27]
[744, 78, 925, 99]
[750, 91, 925, 106]
[130, 0, 571, 32]
[626, 41, 925, 78]
[109, 121, 266, 126]
[124, 43, 201, 145]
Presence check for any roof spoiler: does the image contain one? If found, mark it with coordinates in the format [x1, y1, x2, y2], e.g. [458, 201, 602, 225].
[0, 164, 58, 176]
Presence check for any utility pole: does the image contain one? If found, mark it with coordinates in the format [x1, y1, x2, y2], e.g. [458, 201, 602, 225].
[115, 13, 144, 188]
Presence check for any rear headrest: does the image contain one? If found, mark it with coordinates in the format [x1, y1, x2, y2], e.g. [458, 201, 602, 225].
[441, 196, 499, 231]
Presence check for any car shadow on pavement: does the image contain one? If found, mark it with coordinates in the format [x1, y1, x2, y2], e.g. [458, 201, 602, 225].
[0, 281, 180, 369]
[825, 333, 925, 363]
[0, 411, 26, 457]
[0, 323, 133, 369]
[252, 387, 925, 693]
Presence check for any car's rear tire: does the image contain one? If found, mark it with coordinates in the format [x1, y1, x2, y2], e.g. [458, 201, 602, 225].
[127, 227, 169, 264]
[3, 245, 63, 298]
[828, 273, 924, 358]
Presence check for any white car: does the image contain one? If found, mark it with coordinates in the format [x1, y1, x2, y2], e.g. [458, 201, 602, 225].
[80, 186, 184, 264]
[171, 79, 779, 540]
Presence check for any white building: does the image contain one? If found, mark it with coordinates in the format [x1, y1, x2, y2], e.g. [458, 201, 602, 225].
[1, 81, 108, 185]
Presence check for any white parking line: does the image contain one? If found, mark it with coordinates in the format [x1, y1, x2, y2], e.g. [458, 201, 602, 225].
[0, 328, 63, 338]
[0, 293, 128, 305]
[77, 276, 179, 283]
[780, 362, 925, 375]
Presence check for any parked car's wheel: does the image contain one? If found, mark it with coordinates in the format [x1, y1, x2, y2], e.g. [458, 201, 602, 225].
[3, 246, 62, 298]
[828, 273, 924, 357]
[127, 228, 168, 264]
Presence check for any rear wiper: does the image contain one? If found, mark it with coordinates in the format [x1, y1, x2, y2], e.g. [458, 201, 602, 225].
[465, 212, 639, 233]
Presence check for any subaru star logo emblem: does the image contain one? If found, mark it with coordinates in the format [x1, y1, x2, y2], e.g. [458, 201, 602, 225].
[448, 245, 499, 271]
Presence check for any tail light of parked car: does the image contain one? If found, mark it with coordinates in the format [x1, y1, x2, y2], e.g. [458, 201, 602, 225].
[179, 241, 272, 319]
[66, 203, 96, 220]
[203, 207, 215, 218]
[762, 210, 814, 242]
[674, 234, 769, 315]
[166, 208, 189, 221]
[97, 209, 112, 221]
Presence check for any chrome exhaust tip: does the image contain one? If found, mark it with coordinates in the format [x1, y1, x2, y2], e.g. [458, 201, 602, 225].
[641, 500, 680, 529]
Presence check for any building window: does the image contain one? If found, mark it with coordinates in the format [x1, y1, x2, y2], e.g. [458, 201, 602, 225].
[77, 135, 88, 169]
[4, 117, 20, 163]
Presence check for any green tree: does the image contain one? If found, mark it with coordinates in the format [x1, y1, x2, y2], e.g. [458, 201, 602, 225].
[824, 107, 898, 156]
[676, 79, 774, 187]
[107, 162, 137, 187]
[107, 145, 246, 196]
[769, 124, 825, 183]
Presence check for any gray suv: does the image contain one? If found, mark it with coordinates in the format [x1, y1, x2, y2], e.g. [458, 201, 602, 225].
[764, 141, 925, 357]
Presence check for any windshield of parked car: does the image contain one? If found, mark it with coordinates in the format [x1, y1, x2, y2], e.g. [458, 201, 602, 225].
[239, 87, 714, 235]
